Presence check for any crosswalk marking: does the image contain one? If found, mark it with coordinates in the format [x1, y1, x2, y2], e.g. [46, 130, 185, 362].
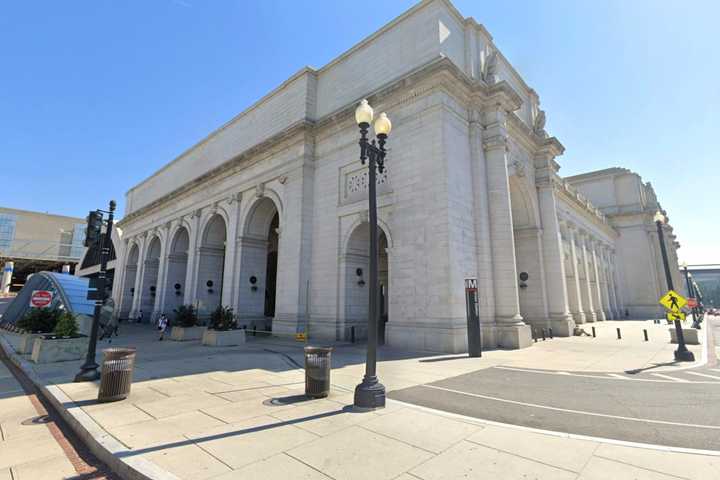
[651, 373, 688, 382]
[686, 371, 720, 381]
[608, 374, 627, 379]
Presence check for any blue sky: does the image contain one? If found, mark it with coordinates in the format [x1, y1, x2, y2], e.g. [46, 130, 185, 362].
[1, 0, 717, 263]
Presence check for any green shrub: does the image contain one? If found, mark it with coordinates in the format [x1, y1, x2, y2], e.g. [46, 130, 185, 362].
[209, 306, 236, 331]
[16, 307, 62, 333]
[53, 312, 79, 337]
[173, 304, 198, 328]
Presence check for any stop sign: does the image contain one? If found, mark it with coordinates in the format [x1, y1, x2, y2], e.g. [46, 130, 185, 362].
[687, 298, 698, 308]
[30, 290, 53, 308]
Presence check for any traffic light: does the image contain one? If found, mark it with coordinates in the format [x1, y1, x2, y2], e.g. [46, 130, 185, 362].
[84, 210, 103, 247]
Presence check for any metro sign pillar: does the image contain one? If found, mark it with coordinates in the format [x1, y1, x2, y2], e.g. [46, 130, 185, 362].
[464, 277, 482, 357]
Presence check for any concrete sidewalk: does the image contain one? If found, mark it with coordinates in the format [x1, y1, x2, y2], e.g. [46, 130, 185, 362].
[0, 319, 715, 479]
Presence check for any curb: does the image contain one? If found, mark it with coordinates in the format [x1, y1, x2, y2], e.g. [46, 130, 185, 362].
[0, 334, 179, 480]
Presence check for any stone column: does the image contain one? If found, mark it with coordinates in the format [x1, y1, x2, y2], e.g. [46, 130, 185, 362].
[469, 111, 496, 346]
[566, 225, 586, 324]
[129, 234, 147, 320]
[579, 233, 596, 322]
[600, 248, 615, 319]
[482, 105, 530, 349]
[183, 209, 202, 305]
[590, 240, 606, 321]
[609, 252, 623, 317]
[153, 223, 172, 316]
[535, 149, 574, 336]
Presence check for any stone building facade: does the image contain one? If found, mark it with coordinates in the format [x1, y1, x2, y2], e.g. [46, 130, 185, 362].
[111, 0, 681, 353]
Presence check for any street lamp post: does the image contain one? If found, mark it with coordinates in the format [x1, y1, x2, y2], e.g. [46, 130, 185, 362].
[680, 262, 698, 328]
[75, 200, 116, 382]
[353, 99, 391, 410]
[654, 211, 694, 362]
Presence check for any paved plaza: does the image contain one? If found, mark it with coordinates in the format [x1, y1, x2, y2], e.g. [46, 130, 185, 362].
[0, 318, 718, 479]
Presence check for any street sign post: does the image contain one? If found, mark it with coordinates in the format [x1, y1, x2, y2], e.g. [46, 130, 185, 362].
[464, 277, 482, 357]
[29, 290, 53, 308]
[666, 311, 686, 322]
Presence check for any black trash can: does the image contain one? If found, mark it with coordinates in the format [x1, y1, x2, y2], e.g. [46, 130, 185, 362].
[304, 346, 333, 398]
[98, 347, 137, 402]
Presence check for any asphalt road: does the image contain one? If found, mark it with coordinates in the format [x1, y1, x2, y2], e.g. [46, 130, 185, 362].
[390, 329, 720, 451]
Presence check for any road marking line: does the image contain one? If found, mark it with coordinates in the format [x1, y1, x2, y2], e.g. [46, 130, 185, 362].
[651, 373, 689, 382]
[495, 366, 719, 384]
[711, 369, 720, 373]
[686, 371, 720, 380]
[387, 398, 720, 456]
[607, 374, 627, 379]
[418, 384, 720, 430]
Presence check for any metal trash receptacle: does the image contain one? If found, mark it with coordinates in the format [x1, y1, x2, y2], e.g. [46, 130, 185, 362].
[98, 347, 137, 402]
[304, 346, 333, 398]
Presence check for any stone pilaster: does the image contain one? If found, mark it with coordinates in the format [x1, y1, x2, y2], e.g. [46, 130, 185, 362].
[153, 222, 172, 316]
[222, 194, 241, 310]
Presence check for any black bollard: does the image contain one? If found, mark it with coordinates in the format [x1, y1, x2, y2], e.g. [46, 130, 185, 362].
[549, 328, 554, 339]
[541, 328, 546, 341]
[351, 326, 356, 344]
[616, 327, 621, 340]
[643, 329, 649, 342]
[532, 329, 537, 342]
[592, 326, 596, 338]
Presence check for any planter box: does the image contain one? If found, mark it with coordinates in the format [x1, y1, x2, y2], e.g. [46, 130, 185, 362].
[669, 327, 700, 345]
[18, 333, 44, 354]
[170, 326, 206, 342]
[31, 336, 88, 364]
[202, 329, 246, 347]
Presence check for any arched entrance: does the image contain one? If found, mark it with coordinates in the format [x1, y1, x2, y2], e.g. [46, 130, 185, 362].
[238, 197, 279, 332]
[140, 236, 161, 318]
[120, 244, 139, 318]
[509, 175, 546, 329]
[196, 214, 226, 317]
[162, 226, 189, 316]
[342, 222, 389, 342]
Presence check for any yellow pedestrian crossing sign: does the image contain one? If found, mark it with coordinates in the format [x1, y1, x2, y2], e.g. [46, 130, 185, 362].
[659, 290, 687, 312]
[666, 310, 686, 322]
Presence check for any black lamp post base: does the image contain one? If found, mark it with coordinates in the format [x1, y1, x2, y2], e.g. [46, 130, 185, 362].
[74, 365, 100, 382]
[674, 349, 695, 362]
[354, 375, 386, 410]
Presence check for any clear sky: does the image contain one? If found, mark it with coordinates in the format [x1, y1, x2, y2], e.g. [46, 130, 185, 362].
[1, 0, 717, 264]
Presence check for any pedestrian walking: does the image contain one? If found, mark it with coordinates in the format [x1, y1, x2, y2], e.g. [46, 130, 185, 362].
[157, 313, 168, 341]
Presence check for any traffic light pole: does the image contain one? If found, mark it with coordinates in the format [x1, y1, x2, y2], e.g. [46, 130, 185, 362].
[75, 200, 116, 382]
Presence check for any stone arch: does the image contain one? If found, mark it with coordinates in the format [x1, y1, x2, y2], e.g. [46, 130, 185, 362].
[237, 196, 281, 331]
[139, 235, 162, 317]
[196, 214, 227, 316]
[119, 242, 139, 318]
[509, 175, 546, 329]
[339, 220, 391, 343]
[162, 226, 190, 315]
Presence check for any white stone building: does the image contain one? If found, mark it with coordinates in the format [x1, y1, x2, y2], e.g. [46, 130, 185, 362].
[111, 0, 681, 353]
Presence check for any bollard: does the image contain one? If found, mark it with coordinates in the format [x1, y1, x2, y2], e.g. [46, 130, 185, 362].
[549, 328, 554, 339]
[350, 326, 356, 344]
[251, 323, 256, 336]
[643, 329, 649, 342]
[616, 327, 621, 340]
[541, 328, 546, 341]
[592, 326, 596, 338]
